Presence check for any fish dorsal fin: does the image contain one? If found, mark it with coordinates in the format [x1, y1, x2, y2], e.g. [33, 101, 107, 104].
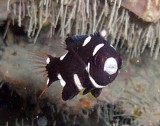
[65, 31, 109, 52]
[65, 35, 88, 50]
[65, 32, 101, 50]
[65, 31, 108, 51]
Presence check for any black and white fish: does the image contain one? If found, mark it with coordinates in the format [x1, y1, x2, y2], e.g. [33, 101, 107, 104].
[36, 30, 122, 101]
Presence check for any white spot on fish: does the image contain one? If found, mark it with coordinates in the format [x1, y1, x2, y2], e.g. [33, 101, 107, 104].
[57, 74, 66, 87]
[86, 63, 105, 88]
[88, 75, 105, 88]
[82, 36, 92, 46]
[46, 57, 50, 64]
[85, 66, 88, 71]
[60, 52, 68, 61]
[100, 30, 107, 37]
[104, 57, 118, 75]
[87, 63, 91, 71]
[93, 43, 104, 56]
[46, 78, 50, 85]
[73, 74, 84, 91]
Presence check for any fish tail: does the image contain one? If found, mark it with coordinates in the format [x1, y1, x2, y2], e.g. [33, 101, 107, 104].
[39, 54, 60, 98]
[45, 54, 59, 84]
[30, 51, 60, 98]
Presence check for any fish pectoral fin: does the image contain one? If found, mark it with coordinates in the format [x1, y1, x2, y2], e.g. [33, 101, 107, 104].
[79, 89, 85, 96]
[65, 35, 88, 50]
[90, 88, 102, 98]
[62, 84, 79, 101]
[82, 87, 92, 95]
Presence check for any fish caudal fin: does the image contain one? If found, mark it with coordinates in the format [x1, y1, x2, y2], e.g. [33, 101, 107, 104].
[40, 55, 59, 98]
[45, 55, 59, 86]
[31, 51, 59, 97]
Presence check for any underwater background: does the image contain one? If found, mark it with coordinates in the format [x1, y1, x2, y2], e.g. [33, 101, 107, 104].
[0, 0, 160, 126]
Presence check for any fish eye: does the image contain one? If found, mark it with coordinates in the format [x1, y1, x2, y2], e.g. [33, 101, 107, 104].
[94, 54, 104, 67]
[103, 57, 118, 75]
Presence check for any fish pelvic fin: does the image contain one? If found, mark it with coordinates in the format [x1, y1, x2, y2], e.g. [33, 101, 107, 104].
[38, 84, 48, 99]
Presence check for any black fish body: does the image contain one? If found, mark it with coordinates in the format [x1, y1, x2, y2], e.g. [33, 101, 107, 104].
[38, 30, 122, 101]
[45, 51, 91, 100]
